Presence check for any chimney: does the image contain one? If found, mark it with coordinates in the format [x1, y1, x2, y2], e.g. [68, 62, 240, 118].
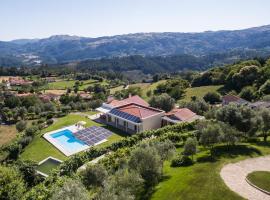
[129, 93, 132, 98]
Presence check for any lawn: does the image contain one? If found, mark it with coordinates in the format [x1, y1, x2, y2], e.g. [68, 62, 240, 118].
[130, 80, 167, 100]
[181, 85, 224, 102]
[110, 85, 124, 94]
[151, 142, 270, 200]
[46, 79, 107, 90]
[0, 125, 17, 147]
[20, 114, 125, 162]
[247, 171, 270, 192]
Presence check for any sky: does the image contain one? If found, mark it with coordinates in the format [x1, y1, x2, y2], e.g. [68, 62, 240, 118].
[0, 0, 270, 41]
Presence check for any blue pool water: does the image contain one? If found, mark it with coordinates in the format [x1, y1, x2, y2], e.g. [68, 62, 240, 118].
[51, 129, 87, 152]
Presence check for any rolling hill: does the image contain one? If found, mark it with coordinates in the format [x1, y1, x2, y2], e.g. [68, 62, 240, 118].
[1, 25, 270, 68]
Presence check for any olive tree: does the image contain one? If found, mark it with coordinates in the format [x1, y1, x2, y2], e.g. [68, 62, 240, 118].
[79, 163, 107, 188]
[199, 123, 222, 157]
[129, 145, 162, 187]
[0, 166, 26, 200]
[51, 179, 89, 200]
[16, 120, 27, 132]
[183, 138, 197, 160]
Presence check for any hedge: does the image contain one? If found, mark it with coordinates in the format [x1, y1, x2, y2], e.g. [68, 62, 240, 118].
[59, 122, 196, 176]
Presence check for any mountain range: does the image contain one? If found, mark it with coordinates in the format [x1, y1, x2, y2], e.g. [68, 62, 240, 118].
[1, 25, 270, 68]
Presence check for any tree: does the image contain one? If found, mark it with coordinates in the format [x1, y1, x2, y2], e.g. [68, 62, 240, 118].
[4, 95, 21, 108]
[146, 90, 152, 97]
[79, 163, 107, 188]
[149, 93, 175, 112]
[257, 108, 270, 142]
[239, 86, 257, 101]
[203, 92, 221, 104]
[51, 179, 89, 200]
[259, 80, 270, 95]
[170, 86, 185, 100]
[216, 104, 256, 135]
[0, 165, 26, 200]
[129, 145, 162, 187]
[179, 98, 209, 115]
[218, 122, 239, 146]
[16, 120, 27, 132]
[150, 140, 175, 161]
[25, 126, 39, 137]
[16, 160, 40, 187]
[21, 95, 42, 108]
[108, 169, 144, 197]
[183, 138, 197, 160]
[230, 65, 260, 91]
[199, 123, 221, 156]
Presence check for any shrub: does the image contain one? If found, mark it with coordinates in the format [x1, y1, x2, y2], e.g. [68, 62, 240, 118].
[8, 143, 22, 160]
[203, 92, 221, 104]
[37, 118, 46, 124]
[79, 163, 107, 188]
[16, 120, 27, 132]
[46, 119, 54, 125]
[171, 155, 193, 167]
[25, 126, 39, 137]
[18, 136, 33, 148]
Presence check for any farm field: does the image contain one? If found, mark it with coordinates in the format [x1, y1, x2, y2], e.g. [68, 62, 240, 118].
[130, 80, 167, 100]
[46, 79, 108, 90]
[0, 76, 13, 82]
[110, 85, 124, 94]
[181, 85, 224, 102]
[151, 142, 270, 200]
[20, 114, 125, 162]
[0, 125, 17, 147]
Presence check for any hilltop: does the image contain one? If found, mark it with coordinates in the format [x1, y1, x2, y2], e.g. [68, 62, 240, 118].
[1, 25, 270, 68]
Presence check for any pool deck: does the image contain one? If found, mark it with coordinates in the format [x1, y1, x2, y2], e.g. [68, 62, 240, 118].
[43, 125, 89, 156]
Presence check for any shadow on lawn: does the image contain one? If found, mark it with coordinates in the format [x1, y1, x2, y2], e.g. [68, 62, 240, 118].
[250, 140, 270, 147]
[197, 144, 262, 163]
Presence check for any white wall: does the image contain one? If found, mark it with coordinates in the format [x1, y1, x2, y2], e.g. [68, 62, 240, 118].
[142, 112, 164, 131]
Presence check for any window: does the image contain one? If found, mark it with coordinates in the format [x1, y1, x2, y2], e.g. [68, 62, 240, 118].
[134, 125, 137, 131]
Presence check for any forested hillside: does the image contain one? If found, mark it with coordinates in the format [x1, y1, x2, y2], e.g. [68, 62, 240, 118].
[1, 25, 270, 68]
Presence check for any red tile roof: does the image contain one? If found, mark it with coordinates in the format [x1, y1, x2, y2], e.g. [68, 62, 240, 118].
[117, 103, 163, 119]
[166, 108, 196, 121]
[222, 95, 241, 102]
[108, 95, 149, 107]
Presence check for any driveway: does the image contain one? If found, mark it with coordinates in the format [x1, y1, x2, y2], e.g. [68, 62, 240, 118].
[220, 155, 270, 200]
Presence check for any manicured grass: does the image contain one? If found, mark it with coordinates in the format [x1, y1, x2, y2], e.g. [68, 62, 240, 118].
[20, 114, 125, 162]
[181, 85, 223, 102]
[247, 171, 270, 192]
[151, 142, 270, 200]
[0, 125, 17, 147]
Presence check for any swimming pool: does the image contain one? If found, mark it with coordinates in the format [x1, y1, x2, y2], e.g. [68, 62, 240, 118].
[44, 126, 89, 156]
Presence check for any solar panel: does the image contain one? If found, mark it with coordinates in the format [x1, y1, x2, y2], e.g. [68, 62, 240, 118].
[73, 126, 113, 146]
[109, 109, 141, 123]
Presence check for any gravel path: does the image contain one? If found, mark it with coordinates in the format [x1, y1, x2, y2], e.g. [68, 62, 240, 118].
[220, 155, 270, 200]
